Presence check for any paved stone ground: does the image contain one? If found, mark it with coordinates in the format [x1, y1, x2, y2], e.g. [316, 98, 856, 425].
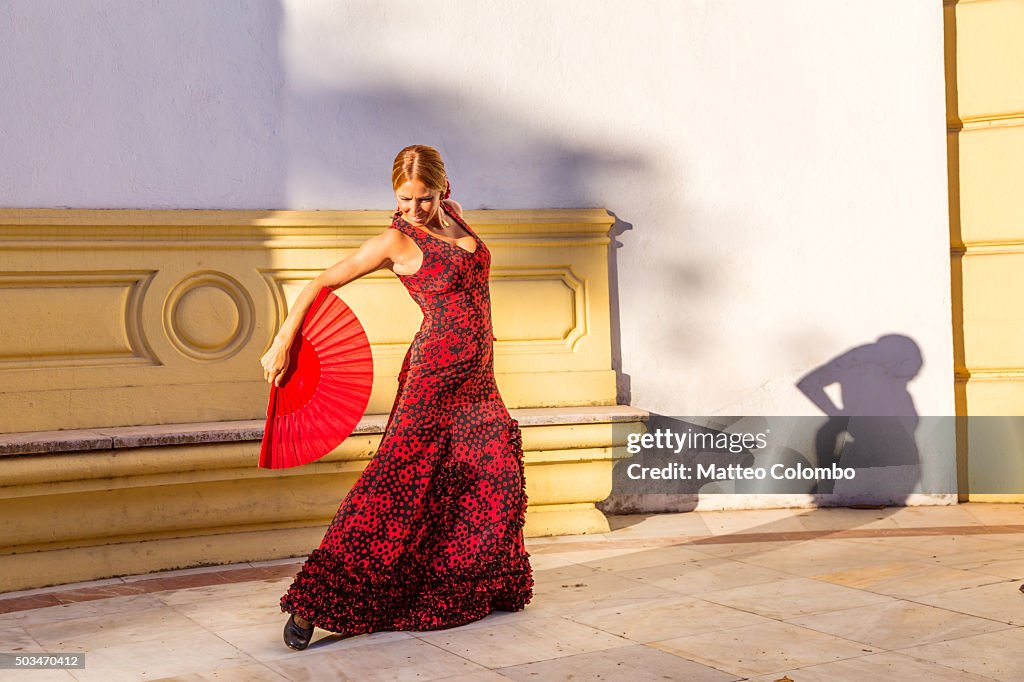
[1, 503, 1023, 681]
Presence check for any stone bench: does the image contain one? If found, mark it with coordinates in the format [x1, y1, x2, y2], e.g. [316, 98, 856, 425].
[0, 406, 648, 592]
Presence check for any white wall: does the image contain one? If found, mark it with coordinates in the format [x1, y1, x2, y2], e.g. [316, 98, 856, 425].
[0, 0, 953, 418]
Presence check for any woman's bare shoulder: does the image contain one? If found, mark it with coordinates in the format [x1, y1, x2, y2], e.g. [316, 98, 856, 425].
[444, 199, 464, 218]
[358, 226, 410, 255]
[378, 225, 412, 246]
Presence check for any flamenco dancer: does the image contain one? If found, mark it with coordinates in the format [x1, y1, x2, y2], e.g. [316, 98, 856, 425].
[260, 144, 533, 650]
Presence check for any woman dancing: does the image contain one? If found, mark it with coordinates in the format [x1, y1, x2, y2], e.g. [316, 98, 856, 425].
[260, 144, 533, 650]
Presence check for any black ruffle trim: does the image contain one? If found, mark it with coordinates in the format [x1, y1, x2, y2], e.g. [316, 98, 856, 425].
[280, 547, 533, 636]
[508, 418, 528, 536]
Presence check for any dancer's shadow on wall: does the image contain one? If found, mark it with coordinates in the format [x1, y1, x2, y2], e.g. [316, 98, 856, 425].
[600, 333, 927, 514]
[795, 333, 923, 503]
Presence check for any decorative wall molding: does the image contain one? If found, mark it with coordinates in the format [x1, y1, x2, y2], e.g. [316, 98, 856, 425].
[0, 208, 616, 432]
[0, 270, 157, 369]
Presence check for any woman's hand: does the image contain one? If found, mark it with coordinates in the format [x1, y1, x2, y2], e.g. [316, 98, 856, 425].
[261, 337, 294, 387]
[259, 228, 401, 388]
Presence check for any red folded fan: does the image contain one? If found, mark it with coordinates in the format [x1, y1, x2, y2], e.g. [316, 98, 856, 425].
[258, 286, 373, 469]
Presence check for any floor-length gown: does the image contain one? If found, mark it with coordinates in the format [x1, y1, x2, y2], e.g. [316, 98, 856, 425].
[279, 202, 533, 636]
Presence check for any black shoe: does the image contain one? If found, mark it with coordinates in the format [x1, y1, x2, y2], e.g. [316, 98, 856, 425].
[283, 613, 315, 651]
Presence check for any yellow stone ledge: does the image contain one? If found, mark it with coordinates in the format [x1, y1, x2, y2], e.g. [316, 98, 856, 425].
[0, 405, 647, 457]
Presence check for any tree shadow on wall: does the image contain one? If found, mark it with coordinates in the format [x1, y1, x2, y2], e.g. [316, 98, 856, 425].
[284, 86, 657, 209]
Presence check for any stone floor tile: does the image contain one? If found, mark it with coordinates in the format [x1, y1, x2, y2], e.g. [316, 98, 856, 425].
[267, 636, 491, 680]
[565, 595, 773, 642]
[26, 605, 208, 651]
[415, 609, 545, 635]
[159, 585, 289, 630]
[792, 508, 902, 532]
[650, 621, 880, 677]
[700, 576, 893, 620]
[841, 533, 1014, 561]
[671, 538, 798, 559]
[956, 557, 1024, 580]
[698, 509, 811, 536]
[149, 662, 290, 681]
[960, 503, 1024, 527]
[590, 554, 734, 584]
[215, 620, 416, 662]
[528, 563, 684, 615]
[0, 578, 128, 600]
[0, 625, 41, 651]
[531, 559, 623, 584]
[495, 643, 739, 681]
[787, 599, 1014, 649]
[911, 580, 1024, 625]
[525, 533, 607, 545]
[522, 552, 579, 571]
[606, 513, 713, 537]
[531, 547, 661, 568]
[941, 540, 1024, 570]
[415, 614, 632, 669]
[718, 537, 898, 577]
[65, 630, 257, 682]
[0, 594, 67, 615]
[639, 557, 796, 596]
[897, 626, 1024, 682]
[153, 578, 291, 608]
[0, 630, 74, 682]
[747, 651, 996, 682]
[884, 504, 985, 528]
[0, 594, 166, 629]
[917, 543, 1024, 574]
[3, 670, 76, 682]
[430, 671, 516, 681]
[985, 531, 1024, 548]
[813, 560, 1006, 598]
[568, 544, 714, 573]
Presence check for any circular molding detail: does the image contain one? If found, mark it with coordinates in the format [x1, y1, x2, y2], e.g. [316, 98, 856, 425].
[164, 272, 255, 361]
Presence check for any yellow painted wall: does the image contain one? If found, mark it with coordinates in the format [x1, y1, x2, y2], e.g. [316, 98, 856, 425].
[946, 0, 1024, 500]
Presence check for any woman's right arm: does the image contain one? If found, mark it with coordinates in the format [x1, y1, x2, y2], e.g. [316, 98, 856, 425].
[260, 229, 406, 386]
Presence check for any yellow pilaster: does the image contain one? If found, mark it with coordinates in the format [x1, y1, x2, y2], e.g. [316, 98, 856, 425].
[946, 0, 1024, 501]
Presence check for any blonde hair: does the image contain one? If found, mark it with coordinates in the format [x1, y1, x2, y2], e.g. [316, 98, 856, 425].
[391, 145, 447, 194]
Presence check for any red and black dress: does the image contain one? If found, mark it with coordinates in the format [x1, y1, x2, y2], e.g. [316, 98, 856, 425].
[279, 201, 533, 635]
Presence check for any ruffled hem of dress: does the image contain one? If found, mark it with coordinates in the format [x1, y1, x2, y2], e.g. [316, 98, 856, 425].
[280, 547, 534, 636]
[507, 417, 528, 537]
[280, 415, 533, 636]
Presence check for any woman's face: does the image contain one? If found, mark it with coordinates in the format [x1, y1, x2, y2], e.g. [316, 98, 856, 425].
[396, 178, 441, 227]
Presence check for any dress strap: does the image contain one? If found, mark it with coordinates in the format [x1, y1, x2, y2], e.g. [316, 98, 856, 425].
[391, 212, 415, 237]
[391, 212, 434, 251]
[441, 201, 479, 242]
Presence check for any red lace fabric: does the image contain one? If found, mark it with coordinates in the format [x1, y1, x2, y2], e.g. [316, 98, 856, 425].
[279, 202, 533, 635]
